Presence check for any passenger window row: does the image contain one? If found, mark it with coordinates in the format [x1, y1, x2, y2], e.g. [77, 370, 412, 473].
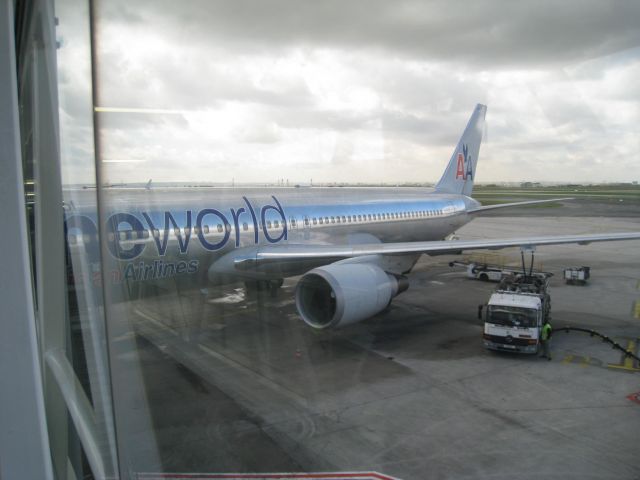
[302, 208, 444, 227]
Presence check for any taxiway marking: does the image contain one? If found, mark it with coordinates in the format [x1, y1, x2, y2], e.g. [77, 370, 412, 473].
[607, 340, 640, 372]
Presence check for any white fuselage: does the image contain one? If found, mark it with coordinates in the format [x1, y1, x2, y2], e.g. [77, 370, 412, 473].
[64, 187, 480, 286]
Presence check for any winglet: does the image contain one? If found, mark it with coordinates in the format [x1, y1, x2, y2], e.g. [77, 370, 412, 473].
[435, 104, 486, 197]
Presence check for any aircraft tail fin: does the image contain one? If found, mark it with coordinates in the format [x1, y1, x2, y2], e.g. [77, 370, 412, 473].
[435, 104, 486, 197]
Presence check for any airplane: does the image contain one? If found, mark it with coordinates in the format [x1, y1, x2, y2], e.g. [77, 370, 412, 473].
[64, 104, 640, 330]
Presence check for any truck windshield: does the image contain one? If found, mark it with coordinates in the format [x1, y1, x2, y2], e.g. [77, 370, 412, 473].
[487, 306, 537, 328]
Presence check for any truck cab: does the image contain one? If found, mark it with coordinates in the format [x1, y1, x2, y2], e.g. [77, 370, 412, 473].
[480, 273, 551, 354]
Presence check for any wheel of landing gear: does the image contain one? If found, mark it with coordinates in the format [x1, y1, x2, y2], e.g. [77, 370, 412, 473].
[245, 279, 283, 298]
[268, 279, 283, 297]
[244, 280, 260, 298]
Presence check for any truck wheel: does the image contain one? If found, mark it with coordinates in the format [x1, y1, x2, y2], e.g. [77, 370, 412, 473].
[479, 273, 489, 282]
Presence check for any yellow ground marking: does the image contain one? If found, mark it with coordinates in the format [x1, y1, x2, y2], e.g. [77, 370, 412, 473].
[607, 340, 640, 372]
[562, 354, 602, 368]
[635, 279, 640, 319]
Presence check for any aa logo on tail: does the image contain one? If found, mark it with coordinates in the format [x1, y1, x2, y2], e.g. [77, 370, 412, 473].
[455, 144, 473, 180]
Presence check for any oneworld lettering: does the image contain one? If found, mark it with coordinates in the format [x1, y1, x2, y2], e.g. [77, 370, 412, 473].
[65, 195, 287, 261]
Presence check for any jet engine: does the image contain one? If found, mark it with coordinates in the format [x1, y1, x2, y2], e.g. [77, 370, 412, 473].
[295, 263, 409, 329]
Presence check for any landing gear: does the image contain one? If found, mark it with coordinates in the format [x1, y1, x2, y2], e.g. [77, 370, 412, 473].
[244, 279, 284, 299]
[268, 278, 284, 298]
[244, 280, 259, 298]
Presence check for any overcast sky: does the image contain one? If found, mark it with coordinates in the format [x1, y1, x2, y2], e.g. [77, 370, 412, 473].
[57, 0, 640, 185]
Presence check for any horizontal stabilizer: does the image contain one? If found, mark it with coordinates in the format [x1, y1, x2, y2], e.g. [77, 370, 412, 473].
[467, 197, 574, 214]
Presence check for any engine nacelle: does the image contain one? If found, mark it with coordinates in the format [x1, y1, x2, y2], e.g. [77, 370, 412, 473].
[295, 263, 409, 329]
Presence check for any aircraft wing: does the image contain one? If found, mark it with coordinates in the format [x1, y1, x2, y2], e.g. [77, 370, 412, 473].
[467, 198, 573, 213]
[235, 231, 640, 269]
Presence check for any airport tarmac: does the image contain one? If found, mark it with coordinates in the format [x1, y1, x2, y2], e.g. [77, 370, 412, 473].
[111, 213, 640, 480]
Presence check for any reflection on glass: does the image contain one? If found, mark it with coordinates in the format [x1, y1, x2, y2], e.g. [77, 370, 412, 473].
[50, 0, 640, 478]
[56, 0, 118, 478]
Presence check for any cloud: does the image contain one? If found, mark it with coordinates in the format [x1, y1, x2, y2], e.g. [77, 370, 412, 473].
[55, 1, 640, 184]
[99, 0, 640, 66]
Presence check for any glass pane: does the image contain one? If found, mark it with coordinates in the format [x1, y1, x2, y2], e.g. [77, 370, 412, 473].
[55, 0, 119, 477]
[52, 1, 640, 478]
